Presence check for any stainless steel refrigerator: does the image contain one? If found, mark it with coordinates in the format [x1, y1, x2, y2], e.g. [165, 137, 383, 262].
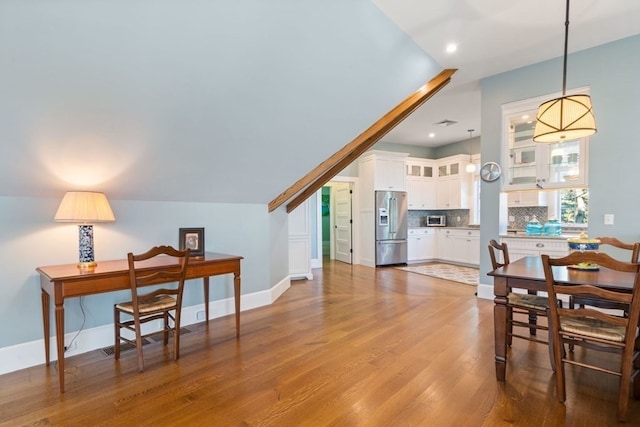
[375, 190, 408, 266]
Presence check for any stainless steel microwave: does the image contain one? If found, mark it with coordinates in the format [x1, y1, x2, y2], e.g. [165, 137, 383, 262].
[426, 215, 446, 227]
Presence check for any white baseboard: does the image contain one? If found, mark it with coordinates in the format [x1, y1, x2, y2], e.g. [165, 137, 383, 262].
[0, 276, 292, 376]
[476, 282, 494, 300]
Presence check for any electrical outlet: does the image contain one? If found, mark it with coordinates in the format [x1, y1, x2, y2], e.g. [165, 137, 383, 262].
[604, 213, 614, 225]
[196, 310, 205, 321]
[64, 341, 77, 352]
[524, 216, 530, 222]
[508, 216, 515, 222]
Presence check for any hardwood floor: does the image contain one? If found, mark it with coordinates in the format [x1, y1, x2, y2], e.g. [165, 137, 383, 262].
[1, 260, 638, 426]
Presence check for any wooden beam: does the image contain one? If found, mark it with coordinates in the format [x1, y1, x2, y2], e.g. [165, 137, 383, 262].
[267, 69, 456, 213]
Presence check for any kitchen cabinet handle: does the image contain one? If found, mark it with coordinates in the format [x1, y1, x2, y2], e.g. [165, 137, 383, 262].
[536, 243, 544, 248]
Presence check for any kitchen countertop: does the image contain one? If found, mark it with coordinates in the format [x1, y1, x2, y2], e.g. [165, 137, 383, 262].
[409, 226, 580, 238]
[501, 230, 581, 240]
[410, 226, 480, 230]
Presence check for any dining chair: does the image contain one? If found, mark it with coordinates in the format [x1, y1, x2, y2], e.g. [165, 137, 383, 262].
[569, 237, 640, 315]
[114, 245, 190, 372]
[488, 240, 555, 349]
[542, 251, 640, 422]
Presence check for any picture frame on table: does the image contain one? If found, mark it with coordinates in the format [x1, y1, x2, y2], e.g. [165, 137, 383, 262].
[178, 227, 205, 257]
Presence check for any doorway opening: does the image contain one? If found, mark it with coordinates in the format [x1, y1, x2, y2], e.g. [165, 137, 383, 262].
[317, 180, 354, 266]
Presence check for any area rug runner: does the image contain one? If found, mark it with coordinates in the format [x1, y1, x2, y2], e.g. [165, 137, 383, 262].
[396, 263, 479, 286]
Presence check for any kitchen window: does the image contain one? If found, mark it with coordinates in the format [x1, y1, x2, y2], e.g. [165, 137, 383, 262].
[547, 188, 589, 226]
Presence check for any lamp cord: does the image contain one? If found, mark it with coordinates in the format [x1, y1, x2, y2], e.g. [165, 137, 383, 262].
[53, 296, 86, 373]
[65, 296, 87, 352]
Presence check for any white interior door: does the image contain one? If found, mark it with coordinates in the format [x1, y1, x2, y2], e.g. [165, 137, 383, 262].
[334, 183, 352, 264]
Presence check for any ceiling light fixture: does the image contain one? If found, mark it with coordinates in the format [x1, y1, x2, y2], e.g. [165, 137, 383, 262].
[446, 43, 457, 54]
[533, 0, 596, 143]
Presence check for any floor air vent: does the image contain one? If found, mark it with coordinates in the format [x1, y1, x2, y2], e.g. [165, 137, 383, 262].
[100, 328, 191, 357]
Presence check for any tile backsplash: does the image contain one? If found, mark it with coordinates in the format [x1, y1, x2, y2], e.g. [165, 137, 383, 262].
[408, 206, 583, 231]
[508, 206, 548, 229]
[408, 209, 470, 227]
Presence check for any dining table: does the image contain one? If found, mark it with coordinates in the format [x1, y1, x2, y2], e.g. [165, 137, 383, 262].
[487, 255, 636, 381]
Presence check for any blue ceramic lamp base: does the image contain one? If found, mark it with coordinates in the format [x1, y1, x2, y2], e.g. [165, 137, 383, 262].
[77, 224, 97, 269]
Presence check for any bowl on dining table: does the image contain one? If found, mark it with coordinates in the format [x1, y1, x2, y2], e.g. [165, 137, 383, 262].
[567, 233, 600, 270]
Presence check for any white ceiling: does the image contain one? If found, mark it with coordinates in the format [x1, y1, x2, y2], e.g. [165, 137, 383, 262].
[372, 0, 640, 147]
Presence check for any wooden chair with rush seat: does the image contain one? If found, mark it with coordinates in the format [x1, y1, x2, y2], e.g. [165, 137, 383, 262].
[568, 237, 640, 352]
[542, 251, 640, 422]
[114, 245, 190, 372]
[569, 237, 640, 313]
[488, 239, 556, 358]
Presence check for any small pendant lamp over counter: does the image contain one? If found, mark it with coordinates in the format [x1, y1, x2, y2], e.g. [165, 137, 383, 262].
[465, 129, 476, 173]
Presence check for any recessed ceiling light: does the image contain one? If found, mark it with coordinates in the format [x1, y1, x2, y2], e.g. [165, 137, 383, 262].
[428, 133, 435, 138]
[446, 43, 457, 54]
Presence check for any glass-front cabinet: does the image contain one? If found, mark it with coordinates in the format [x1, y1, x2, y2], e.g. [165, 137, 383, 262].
[503, 98, 588, 191]
[406, 159, 434, 179]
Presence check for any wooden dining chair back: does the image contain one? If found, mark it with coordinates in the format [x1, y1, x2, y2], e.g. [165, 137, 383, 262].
[488, 239, 510, 270]
[488, 239, 554, 354]
[541, 251, 640, 422]
[114, 245, 190, 372]
[570, 237, 640, 315]
[598, 236, 640, 263]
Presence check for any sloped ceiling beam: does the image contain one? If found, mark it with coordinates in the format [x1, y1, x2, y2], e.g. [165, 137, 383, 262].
[267, 69, 456, 213]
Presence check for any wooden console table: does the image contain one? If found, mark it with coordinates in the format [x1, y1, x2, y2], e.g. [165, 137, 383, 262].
[37, 252, 243, 392]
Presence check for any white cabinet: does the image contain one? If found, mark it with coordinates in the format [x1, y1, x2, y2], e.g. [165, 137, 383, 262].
[289, 199, 313, 280]
[436, 228, 480, 265]
[408, 228, 436, 262]
[406, 159, 435, 179]
[507, 191, 547, 207]
[500, 237, 568, 262]
[358, 150, 407, 194]
[436, 176, 463, 209]
[502, 99, 589, 191]
[453, 230, 480, 265]
[358, 151, 407, 192]
[374, 157, 405, 190]
[406, 158, 436, 210]
[436, 155, 470, 209]
[436, 229, 456, 261]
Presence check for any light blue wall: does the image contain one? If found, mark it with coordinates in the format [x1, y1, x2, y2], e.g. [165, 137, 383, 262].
[0, 196, 270, 347]
[480, 34, 640, 285]
[374, 142, 436, 158]
[433, 136, 480, 158]
[0, 0, 441, 205]
[374, 138, 480, 160]
[0, 0, 442, 358]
